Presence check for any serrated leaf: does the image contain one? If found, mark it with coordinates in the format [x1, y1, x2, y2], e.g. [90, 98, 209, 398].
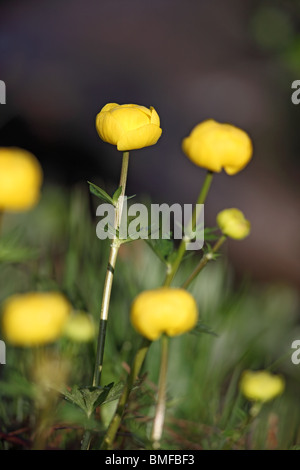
[88, 181, 114, 205]
[101, 381, 125, 405]
[190, 321, 218, 337]
[63, 382, 114, 418]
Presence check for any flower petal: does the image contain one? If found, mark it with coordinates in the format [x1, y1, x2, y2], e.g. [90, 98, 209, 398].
[110, 106, 150, 133]
[96, 110, 124, 145]
[150, 106, 160, 126]
[117, 124, 162, 151]
[99, 103, 120, 113]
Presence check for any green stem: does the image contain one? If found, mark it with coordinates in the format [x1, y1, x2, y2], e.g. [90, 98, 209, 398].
[164, 170, 214, 286]
[93, 151, 130, 388]
[100, 338, 151, 450]
[182, 235, 227, 289]
[81, 152, 130, 451]
[151, 334, 169, 449]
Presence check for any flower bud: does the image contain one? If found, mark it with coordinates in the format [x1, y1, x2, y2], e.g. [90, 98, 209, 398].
[96, 103, 162, 151]
[217, 208, 250, 240]
[182, 119, 252, 174]
[1, 292, 71, 346]
[239, 370, 285, 403]
[63, 312, 95, 342]
[0, 147, 43, 211]
[130, 288, 198, 341]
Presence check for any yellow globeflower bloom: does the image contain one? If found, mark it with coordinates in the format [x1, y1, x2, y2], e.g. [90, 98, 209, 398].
[63, 312, 95, 342]
[130, 288, 198, 341]
[240, 370, 285, 403]
[182, 119, 252, 174]
[0, 147, 43, 211]
[217, 208, 251, 240]
[96, 103, 162, 151]
[2, 292, 71, 346]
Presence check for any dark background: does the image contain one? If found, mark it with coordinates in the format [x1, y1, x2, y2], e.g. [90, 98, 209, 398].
[0, 0, 300, 288]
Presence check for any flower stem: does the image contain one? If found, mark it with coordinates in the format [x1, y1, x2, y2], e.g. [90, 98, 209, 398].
[182, 235, 227, 289]
[81, 152, 130, 451]
[164, 170, 214, 286]
[100, 338, 151, 450]
[151, 334, 169, 449]
[93, 151, 130, 388]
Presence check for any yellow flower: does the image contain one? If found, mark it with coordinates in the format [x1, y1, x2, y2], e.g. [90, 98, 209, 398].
[217, 208, 250, 240]
[130, 288, 198, 341]
[240, 370, 285, 403]
[96, 103, 162, 151]
[63, 312, 95, 342]
[1, 292, 71, 346]
[0, 147, 43, 211]
[182, 119, 252, 174]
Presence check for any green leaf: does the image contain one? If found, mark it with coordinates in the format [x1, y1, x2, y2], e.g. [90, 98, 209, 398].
[145, 237, 175, 265]
[101, 381, 125, 405]
[63, 382, 114, 418]
[190, 321, 218, 337]
[112, 188, 136, 205]
[88, 181, 114, 205]
[203, 226, 220, 241]
[112, 186, 122, 204]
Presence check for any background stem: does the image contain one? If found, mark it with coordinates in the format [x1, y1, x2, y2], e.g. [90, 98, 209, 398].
[100, 338, 150, 450]
[151, 334, 169, 449]
[164, 170, 214, 286]
[182, 235, 227, 289]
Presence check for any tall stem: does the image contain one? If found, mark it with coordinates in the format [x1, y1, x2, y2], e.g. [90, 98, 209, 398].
[151, 334, 169, 449]
[100, 338, 150, 450]
[93, 151, 130, 388]
[81, 152, 130, 451]
[164, 170, 214, 286]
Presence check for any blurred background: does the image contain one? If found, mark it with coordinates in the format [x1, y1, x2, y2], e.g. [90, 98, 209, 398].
[1, 0, 300, 449]
[0, 0, 300, 288]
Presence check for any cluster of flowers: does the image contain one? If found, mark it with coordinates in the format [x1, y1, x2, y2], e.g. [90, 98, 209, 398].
[0, 103, 284, 406]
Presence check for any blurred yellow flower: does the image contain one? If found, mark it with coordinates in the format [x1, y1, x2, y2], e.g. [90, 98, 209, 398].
[240, 370, 285, 403]
[0, 147, 43, 211]
[130, 288, 198, 341]
[96, 103, 162, 151]
[217, 208, 250, 240]
[182, 119, 252, 174]
[2, 292, 71, 346]
[63, 312, 95, 342]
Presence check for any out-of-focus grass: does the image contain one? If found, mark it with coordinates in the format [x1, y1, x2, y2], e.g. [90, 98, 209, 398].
[0, 184, 299, 450]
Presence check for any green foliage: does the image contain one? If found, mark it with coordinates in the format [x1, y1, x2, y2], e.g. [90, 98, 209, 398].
[63, 383, 114, 418]
[0, 184, 299, 450]
[145, 237, 175, 265]
[88, 181, 114, 205]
